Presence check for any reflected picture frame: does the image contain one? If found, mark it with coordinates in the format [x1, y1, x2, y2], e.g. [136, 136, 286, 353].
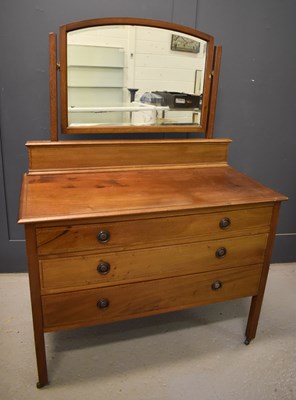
[171, 34, 200, 53]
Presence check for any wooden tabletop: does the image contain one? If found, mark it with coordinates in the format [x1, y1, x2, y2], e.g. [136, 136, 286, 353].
[18, 166, 287, 224]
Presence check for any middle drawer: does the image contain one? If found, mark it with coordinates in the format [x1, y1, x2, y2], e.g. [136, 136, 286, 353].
[40, 233, 268, 293]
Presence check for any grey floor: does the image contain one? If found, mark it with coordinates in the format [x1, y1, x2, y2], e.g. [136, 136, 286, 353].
[1, 263, 295, 400]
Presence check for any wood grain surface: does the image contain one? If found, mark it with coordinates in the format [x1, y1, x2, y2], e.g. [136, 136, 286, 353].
[42, 264, 263, 331]
[40, 234, 268, 293]
[19, 166, 286, 224]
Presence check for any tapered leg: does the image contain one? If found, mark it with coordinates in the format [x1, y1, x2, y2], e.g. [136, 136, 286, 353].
[244, 202, 281, 344]
[25, 225, 49, 387]
[245, 295, 264, 344]
[34, 330, 48, 388]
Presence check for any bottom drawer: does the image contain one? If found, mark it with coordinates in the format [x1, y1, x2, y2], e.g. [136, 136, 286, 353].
[42, 264, 262, 331]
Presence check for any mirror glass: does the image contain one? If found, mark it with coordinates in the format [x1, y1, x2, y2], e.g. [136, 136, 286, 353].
[60, 20, 214, 134]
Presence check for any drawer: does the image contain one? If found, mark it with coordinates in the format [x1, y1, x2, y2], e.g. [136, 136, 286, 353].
[36, 206, 272, 255]
[40, 234, 268, 292]
[42, 264, 263, 331]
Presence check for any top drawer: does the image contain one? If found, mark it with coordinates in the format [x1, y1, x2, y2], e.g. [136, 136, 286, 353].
[36, 206, 273, 256]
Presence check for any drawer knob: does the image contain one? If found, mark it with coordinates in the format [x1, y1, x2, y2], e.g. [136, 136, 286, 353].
[219, 217, 231, 229]
[211, 280, 223, 291]
[97, 230, 110, 243]
[97, 298, 109, 309]
[97, 262, 110, 275]
[216, 247, 227, 258]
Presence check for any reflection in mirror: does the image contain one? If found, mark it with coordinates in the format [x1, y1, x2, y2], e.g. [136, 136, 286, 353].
[66, 25, 208, 128]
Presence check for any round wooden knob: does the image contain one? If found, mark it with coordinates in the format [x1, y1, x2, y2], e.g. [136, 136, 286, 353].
[97, 262, 110, 275]
[219, 217, 231, 229]
[97, 298, 109, 309]
[96, 230, 110, 243]
[216, 247, 227, 258]
[211, 280, 222, 291]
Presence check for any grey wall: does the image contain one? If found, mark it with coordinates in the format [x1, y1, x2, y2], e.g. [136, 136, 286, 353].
[0, 0, 295, 272]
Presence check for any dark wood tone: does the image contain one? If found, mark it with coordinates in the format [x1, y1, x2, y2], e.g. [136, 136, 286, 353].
[49, 33, 58, 142]
[59, 18, 215, 135]
[206, 45, 222, 138]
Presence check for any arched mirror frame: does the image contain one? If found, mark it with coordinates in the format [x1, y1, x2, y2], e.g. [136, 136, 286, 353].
[52, 18, 221, 137]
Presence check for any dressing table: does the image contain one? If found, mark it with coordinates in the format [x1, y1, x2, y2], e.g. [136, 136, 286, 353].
[18, 18, 287, 388]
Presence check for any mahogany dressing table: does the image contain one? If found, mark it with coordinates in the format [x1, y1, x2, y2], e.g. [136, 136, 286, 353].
[18, 18, 287, 387]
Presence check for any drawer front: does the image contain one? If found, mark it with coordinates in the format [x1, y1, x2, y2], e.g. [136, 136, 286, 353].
[42, 264, 262, 331]
[36, 206, 272, 255]
[40, 234, 268, 292]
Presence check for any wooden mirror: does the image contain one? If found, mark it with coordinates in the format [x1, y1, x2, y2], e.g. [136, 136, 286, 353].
[50, 18, 221, 137]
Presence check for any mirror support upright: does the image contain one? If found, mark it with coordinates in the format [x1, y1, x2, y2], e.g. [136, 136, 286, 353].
[49, 32, 59, 141]
[206, 45, 222, 138]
